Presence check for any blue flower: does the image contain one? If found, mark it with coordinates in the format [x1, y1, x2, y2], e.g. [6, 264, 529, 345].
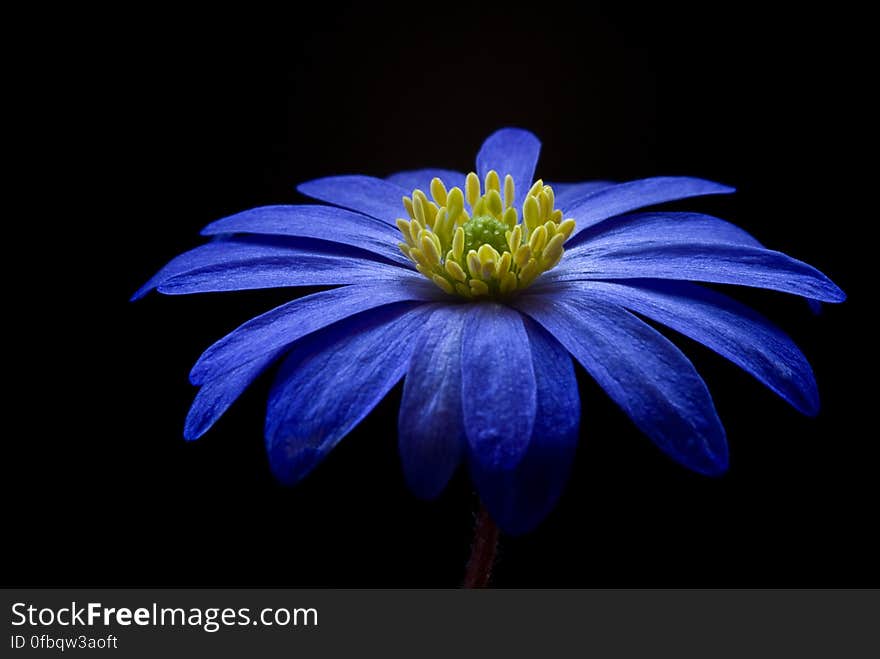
[134, 128, 844, 535]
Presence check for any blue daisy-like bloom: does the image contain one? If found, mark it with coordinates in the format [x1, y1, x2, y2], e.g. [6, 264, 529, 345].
[134, 128, 844, 535]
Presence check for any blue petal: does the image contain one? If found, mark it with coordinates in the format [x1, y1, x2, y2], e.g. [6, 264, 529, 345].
[460, 303, 537, 471]
[569, 212, 763, 250]
[476, 128, 541, 207]
[470, 318, 580, 535]
[556, 280, 820, 415]
[185, 349, 287, 440]
[551, 224, 845, 303]
[398, 306, 466, 500]
[297, 175, 407, 225]
[548, 180, 615, 211]
[133, 237, 418, 298]
[201, 205, 409, 265]
[564, 177, 735, 240]
[191, 279, 440, 385]
[386, 169, 466, 193]
[265, 302, 433, 486]
[514, 294, 728, 476]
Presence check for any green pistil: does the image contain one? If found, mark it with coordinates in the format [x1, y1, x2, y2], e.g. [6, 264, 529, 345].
[462, 215, 509, 256]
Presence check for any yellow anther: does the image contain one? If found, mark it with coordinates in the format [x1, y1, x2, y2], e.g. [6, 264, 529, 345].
[469, 279, 490, 296]
[445, 259, 467, 282]
[465, 172, 481, 208]
[430, 177, 448, 206]
[478, 243, 499, 262]
[504, 174, 515, 209]
[542, 233, 565, 269]
[542, 186, 555, 210]
[432, 274, 454, 294]
[550, 209, 563, 223]
[421, 234, 441, 267]
[527, 179, 543, 198]
[557, 218, 576, 240]
[398, 242, 412, 258]
[402, 196, 414, 219]
[485, 170, 501, 194]
[424, 201, 439, 226]
[452, 226, 465, 260]
[472, 197, 486, 217]
[486, 189, 503, 217]
[529, 225, 548, 253]
[432, 209, 451, 247]
[514, 244, 532, 268]
[496, 251, 512, 277]
[507, 225, 522, 253]
[539, 190, 553, 220]
[446, 186, 464, 222]
[413, 188, 429, 206]
[413, 197, 428, 225]
[411, 217, 425, 241]
[410, 247, 429, 270]
[477, 244, 498, 280]
[519, 258, 539, 286]
[502, 207, 518, 229]
[523, 196, 541, 234]
[413, 194, 427, 225]
[396, 219, 414, 245]
[455, 282, 472, 298]
[500, 271, 518, 295]
[466, 250, 481, 278]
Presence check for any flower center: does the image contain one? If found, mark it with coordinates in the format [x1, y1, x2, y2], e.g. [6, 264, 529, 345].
[462, 215, 509, 257]
[395, 170, 576, 298]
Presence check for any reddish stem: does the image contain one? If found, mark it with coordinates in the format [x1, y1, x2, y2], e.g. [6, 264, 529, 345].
[462, 503, 500, 588]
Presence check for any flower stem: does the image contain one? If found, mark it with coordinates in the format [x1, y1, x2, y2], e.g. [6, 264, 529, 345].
[462, 503, 500, 588]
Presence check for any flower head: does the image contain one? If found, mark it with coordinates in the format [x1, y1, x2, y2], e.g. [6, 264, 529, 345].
[134, 128, 844, 535]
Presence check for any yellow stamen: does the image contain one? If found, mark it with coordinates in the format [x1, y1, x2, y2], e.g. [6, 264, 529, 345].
[396, 219, 413, 245]
[523, 196, 540, 235]
[447, 186, 464, 223]
[413, 191, 428, 226]
[465, 172, 481, 208]
[466, 250, 481, 279]
[557, 218, 576, 240]
[430, 177, 448, 206]
[500, 271, 517, 294]
[452, 226, 465, 260]
[539, 190, 552, 220]
[402, 196, 414, 219]
[421, 234, 441, 267]
[527, 179, 543, 198]
[502, 206, 518, 229]
[503, 174, 515, 209]
[514, 244, 532, 268]
[542, 233, 565, 269]
[432, 274, 454, 294]
[485, 170, 501, 195]
[394, 170, 575, 299]
[529, 225, 547, 253]
[486, 189, 503, 217]
[445, 259, 467, 282]
[469, 279, 490, 296]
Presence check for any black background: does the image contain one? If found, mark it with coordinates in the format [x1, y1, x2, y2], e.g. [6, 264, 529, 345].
[13, 2, 873, 586]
